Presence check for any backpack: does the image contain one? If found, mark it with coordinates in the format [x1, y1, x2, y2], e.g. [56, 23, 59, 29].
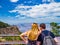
[42, 32, 56, 45]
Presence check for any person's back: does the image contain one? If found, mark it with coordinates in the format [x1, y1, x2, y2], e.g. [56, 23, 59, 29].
[37, 23, 56, 45]
[37, 30, 55, 45]
[20, 23, 41, 45]
[27, 23, 40, 45]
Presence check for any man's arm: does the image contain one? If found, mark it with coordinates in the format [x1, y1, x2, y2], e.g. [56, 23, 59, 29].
[50, 32, 58, 44]
[54, 38, 58, 43]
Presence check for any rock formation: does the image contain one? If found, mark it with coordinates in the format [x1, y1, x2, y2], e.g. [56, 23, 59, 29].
[0, 26, 20, 34]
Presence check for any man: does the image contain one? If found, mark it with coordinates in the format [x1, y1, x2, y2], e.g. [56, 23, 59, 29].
[37, 23, 58, 45]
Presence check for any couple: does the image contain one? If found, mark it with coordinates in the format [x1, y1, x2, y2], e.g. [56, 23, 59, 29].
[20, 23, 58, 45]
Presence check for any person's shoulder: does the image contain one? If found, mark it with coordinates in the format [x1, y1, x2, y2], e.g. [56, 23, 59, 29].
[44, 30, 52, 33]
[42, 30, 49, 32]
[21, 30, 31, 35]
[26, 30, 31, 34]
[42, 30, 50, 34]
[45, 30, 54, 35]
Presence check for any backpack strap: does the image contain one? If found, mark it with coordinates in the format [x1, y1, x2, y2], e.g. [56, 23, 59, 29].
[48, 31, 51, 36]
[41, 31, 51, 39]
[42, 33, 45, 37]
[41, 33, 46, 40]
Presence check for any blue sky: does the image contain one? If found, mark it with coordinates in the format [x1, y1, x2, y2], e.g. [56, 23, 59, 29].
[0, 0, 60, 25]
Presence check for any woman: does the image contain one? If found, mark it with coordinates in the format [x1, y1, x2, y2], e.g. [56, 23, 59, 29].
[20, 23, 41, 45]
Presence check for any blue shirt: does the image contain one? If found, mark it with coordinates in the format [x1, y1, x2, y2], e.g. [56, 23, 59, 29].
[37, 30, 55, 45]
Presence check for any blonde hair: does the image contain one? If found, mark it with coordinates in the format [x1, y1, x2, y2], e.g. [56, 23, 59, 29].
[28, 23, 39, 40]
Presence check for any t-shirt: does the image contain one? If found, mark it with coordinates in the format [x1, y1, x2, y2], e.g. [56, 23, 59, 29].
[37, 30, 55, 45]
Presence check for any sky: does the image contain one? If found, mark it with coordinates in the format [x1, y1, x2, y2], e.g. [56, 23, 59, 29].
[0, 0, 60, 25]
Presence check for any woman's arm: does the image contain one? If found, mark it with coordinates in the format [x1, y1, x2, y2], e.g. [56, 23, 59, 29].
[37, 41, 41, 45]
[20, 32, 28, 43]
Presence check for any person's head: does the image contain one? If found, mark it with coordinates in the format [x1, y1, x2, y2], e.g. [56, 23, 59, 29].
[31, 23, 39, 31]
[40, 23, 46, 30]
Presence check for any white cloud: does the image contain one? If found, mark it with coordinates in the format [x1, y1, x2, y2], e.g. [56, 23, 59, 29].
[9, 2, 60, 18]
[15, 15, 20, 18]
[10, 0, 18, 2]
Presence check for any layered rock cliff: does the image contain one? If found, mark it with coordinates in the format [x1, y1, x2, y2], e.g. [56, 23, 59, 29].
[0, 26, 21, 34]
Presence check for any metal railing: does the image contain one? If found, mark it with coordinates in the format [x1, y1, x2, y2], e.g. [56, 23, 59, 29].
[0, 34, 19, 36]
[0, 34, 60, 45]
[0, 34, 26, 45]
